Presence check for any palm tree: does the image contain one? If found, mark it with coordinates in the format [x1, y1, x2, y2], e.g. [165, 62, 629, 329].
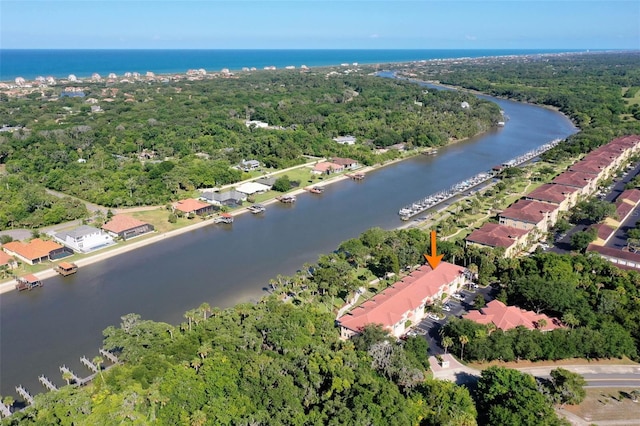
[198, 303, 211, 321]
[630, 389, 640, 403]
[92, 356, 104, 382]
[459, 335, 469, 360]
[2, 396, 14, 411]
[62, 371, 74, 386]
[562, 312, 580, 329]
[198, 343, 211, 360]
[442, 336, 454, 354]
[536, 318, 548, 330]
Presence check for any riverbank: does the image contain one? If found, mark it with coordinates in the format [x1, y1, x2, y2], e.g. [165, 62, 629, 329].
[0, 151, 419, 296]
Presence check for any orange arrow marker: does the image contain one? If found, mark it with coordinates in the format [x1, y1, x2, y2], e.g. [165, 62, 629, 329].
[424, 230, 443, 270]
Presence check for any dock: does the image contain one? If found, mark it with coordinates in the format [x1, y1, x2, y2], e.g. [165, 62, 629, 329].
[0, 402, 11, 418]
[15, 385, 34, 405]
[99, 348, 119, 363]
[80, 356, 99, 373]
[307, 186, 325, 194]
[248, 204, 266, 214]
[38, 375, 58, 391]
[213, 213, 234, 224]
[59, 365, 82, 385]
[15, 274, 43, 291]
[276, 195, 296, 203]
[346, 172, 365, 180]
[55, 261, 78, 276]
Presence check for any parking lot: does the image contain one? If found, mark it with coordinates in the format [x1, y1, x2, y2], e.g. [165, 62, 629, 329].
[408, 284, 497, 355]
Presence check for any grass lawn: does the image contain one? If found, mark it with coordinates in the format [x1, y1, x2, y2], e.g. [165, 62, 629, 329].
[270, 167, 323, 187]
[129, 208, 198, 233]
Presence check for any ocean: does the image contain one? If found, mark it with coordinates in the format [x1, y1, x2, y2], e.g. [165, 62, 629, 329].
[0, 49, 585, 82]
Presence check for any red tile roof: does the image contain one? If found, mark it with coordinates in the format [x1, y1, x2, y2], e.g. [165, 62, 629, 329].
[464, 300, 563, 331]
[102, 214, 150, 234]
[526, 183, 579, 204]
[615, 200, 634, 222]
[587, 244, 640, 267]
[173, 198, 211, 213]
[330, 157, 358, 166]
[569, 159, 608, 175]
[552, 171, 595, 189]
[338, 262, 464, 333]
[0, 250, 16, 267]
[499, 199, 557, 224]
[589, 223, 616, 241]
[465, 223, 528, 249]
[618, 189, 640, 205]
[313, 162, 345, 173]
[2, 239, 63, 261]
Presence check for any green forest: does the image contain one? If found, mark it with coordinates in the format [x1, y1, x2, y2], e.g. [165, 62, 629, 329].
[3, 52, 640, 424]
[0, 69, 500, 229]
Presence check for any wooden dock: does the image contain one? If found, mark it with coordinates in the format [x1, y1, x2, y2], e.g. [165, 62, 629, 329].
[213, 213, 234, 224]
[38, 375, 58, 391]
[15, 274, 43, 291]
[276, 195, 296, 203]
[15, 385, 34, 405]
[346, 172, 365, 180]
[55, 261, 78, 276]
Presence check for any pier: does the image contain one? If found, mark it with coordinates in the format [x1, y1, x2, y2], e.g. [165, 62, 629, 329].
[276, 195, 296, 203]
[346, 172, 365, 180]
[213, 213, 234, 224]
[80, 356, 99, 373]
[15, 385, 34, 405]
[248, 204, 266, 214]
[15, 274, 43, 291]
[398, 138, 562, 220]
[0, 402, 11, 418]
[99, 348, 119, 363]
[38, 375, 58, 391]
[59, 365, 82, 385]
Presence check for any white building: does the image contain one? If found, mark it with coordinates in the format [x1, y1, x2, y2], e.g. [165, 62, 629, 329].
[54, 225, 115, 253]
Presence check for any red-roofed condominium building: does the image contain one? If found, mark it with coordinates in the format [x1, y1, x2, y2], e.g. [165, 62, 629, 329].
[465, 223, 530, 257]
[498, 199, 559, 234]
[464, 300, 563, 332]
[337, 262, 467, 339]
[173, 198, 216, 216]
[102, 214, 155, 240]
[525, 183, 581, 212]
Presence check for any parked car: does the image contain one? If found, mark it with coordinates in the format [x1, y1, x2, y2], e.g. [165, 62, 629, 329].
[443, 304, 452, 312]
[427, 313, 441, 321]
[452, 293, 465, 301]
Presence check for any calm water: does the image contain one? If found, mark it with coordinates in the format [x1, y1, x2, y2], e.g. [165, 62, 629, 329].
[0, 48, 584, 81]
[0, 88, 577, 400]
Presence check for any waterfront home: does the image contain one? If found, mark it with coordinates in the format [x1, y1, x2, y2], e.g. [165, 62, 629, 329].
[2, 238, 67, 265]
[337, 262, 466, 339]
[200, 190, 246, 207]
[173, 198, 217, 216]
[330, 157, 360, 170]
[102, 214, 155, 240]
[465, 223, 530, 258]
[236, 181, 271, 195]
[464, 300, 563, 332]
[498, 199, 559, 234]
[312, 162, 345, 175]
[54, 225, 115, 253]
[333, 135, 356, 145]
[0, 250, 18, 269]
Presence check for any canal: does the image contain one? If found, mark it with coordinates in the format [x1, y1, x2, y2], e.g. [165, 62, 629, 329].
[0, 90, 577, 399]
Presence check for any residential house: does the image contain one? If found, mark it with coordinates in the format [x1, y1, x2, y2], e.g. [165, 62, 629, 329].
[569, 158, 611, 181]
[2, 238, 67, 265]
[239, 159, 260, 172]
[337, 262, 466, 339]
[312, 162, 345, 175]
[0, 250, 18, 269]
[604, 201, 635, 228]
[54, 225, 115, 253]
[236, 182, 271, 195]
[102, 214, 155, 240]
[498, 199, 559, 233]
[525, 183, 580, 211]
[330, 157, 360, 170]
[173, 198, 217, 216]
[464, 300, 563, 332]
[617, 189, 640, 206]
[200, 190, 246, 208]
[333, 135, 356, 145]
[465, 223, 530, 257]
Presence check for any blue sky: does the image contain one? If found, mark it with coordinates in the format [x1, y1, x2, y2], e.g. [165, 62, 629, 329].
[1, 1, 639, 49]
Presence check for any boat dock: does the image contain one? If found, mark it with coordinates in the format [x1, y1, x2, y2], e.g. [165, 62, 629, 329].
[398, 138, 563, 220]
[15, 274, 43, 291]
[307, 186, 325, 194]
[38, 375, 58, 391]
[248, 204, 266, 213]
[277, 195, 296, 203]
[213, 213, 234, 224]
[55, 261, 78, 276]
[346, 172, 365, 180]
